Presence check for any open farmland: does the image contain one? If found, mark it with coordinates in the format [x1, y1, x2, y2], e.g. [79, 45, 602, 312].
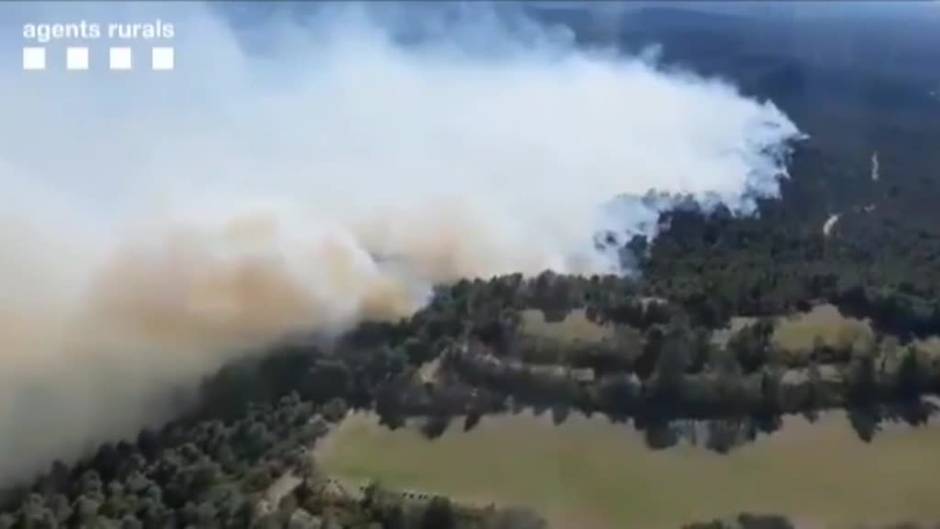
[320, 411, 940, 529]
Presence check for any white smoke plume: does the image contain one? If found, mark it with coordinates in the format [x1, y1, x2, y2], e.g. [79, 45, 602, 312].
[0, 2, 800, 482]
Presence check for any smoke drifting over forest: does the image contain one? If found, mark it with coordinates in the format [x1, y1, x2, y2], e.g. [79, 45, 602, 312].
[0, 3, 799, 481]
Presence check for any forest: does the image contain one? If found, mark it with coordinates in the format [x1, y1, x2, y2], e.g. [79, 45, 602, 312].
[4, 220, 940, 529]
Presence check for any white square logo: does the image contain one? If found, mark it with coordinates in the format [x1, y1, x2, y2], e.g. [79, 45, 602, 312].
[66, 47, 89, 71]
[109, 47, 132, 70]
[152, 47, 174, 71]
[22, 47, 45, 71]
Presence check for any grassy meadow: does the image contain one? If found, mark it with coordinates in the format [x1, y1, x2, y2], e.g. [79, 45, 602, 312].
[521, 304, 876, 364]
[319, 411, 940, 529]
[519, 308, 614, 343]
[315, 306, 940, 529]
[771, 305, 873, 359]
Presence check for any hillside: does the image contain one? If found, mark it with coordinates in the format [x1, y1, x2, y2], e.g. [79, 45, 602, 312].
[5, 4, 940, 529]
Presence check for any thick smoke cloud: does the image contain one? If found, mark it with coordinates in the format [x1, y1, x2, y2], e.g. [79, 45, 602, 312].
[0, 2, 799, 481]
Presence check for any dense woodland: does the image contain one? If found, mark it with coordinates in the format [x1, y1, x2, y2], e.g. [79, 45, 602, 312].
[5, 241, 940, 528]
[4, 255, 939, 528]
[0, 385, 546, 529]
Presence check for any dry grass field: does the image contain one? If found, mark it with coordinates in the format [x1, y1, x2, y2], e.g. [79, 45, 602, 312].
[319, 411, 940, 529]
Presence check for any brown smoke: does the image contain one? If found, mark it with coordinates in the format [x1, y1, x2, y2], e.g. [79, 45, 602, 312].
[0, 2, 800, 482]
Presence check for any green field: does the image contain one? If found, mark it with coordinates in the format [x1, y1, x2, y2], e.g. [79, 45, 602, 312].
[319, 411, 940, 529]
